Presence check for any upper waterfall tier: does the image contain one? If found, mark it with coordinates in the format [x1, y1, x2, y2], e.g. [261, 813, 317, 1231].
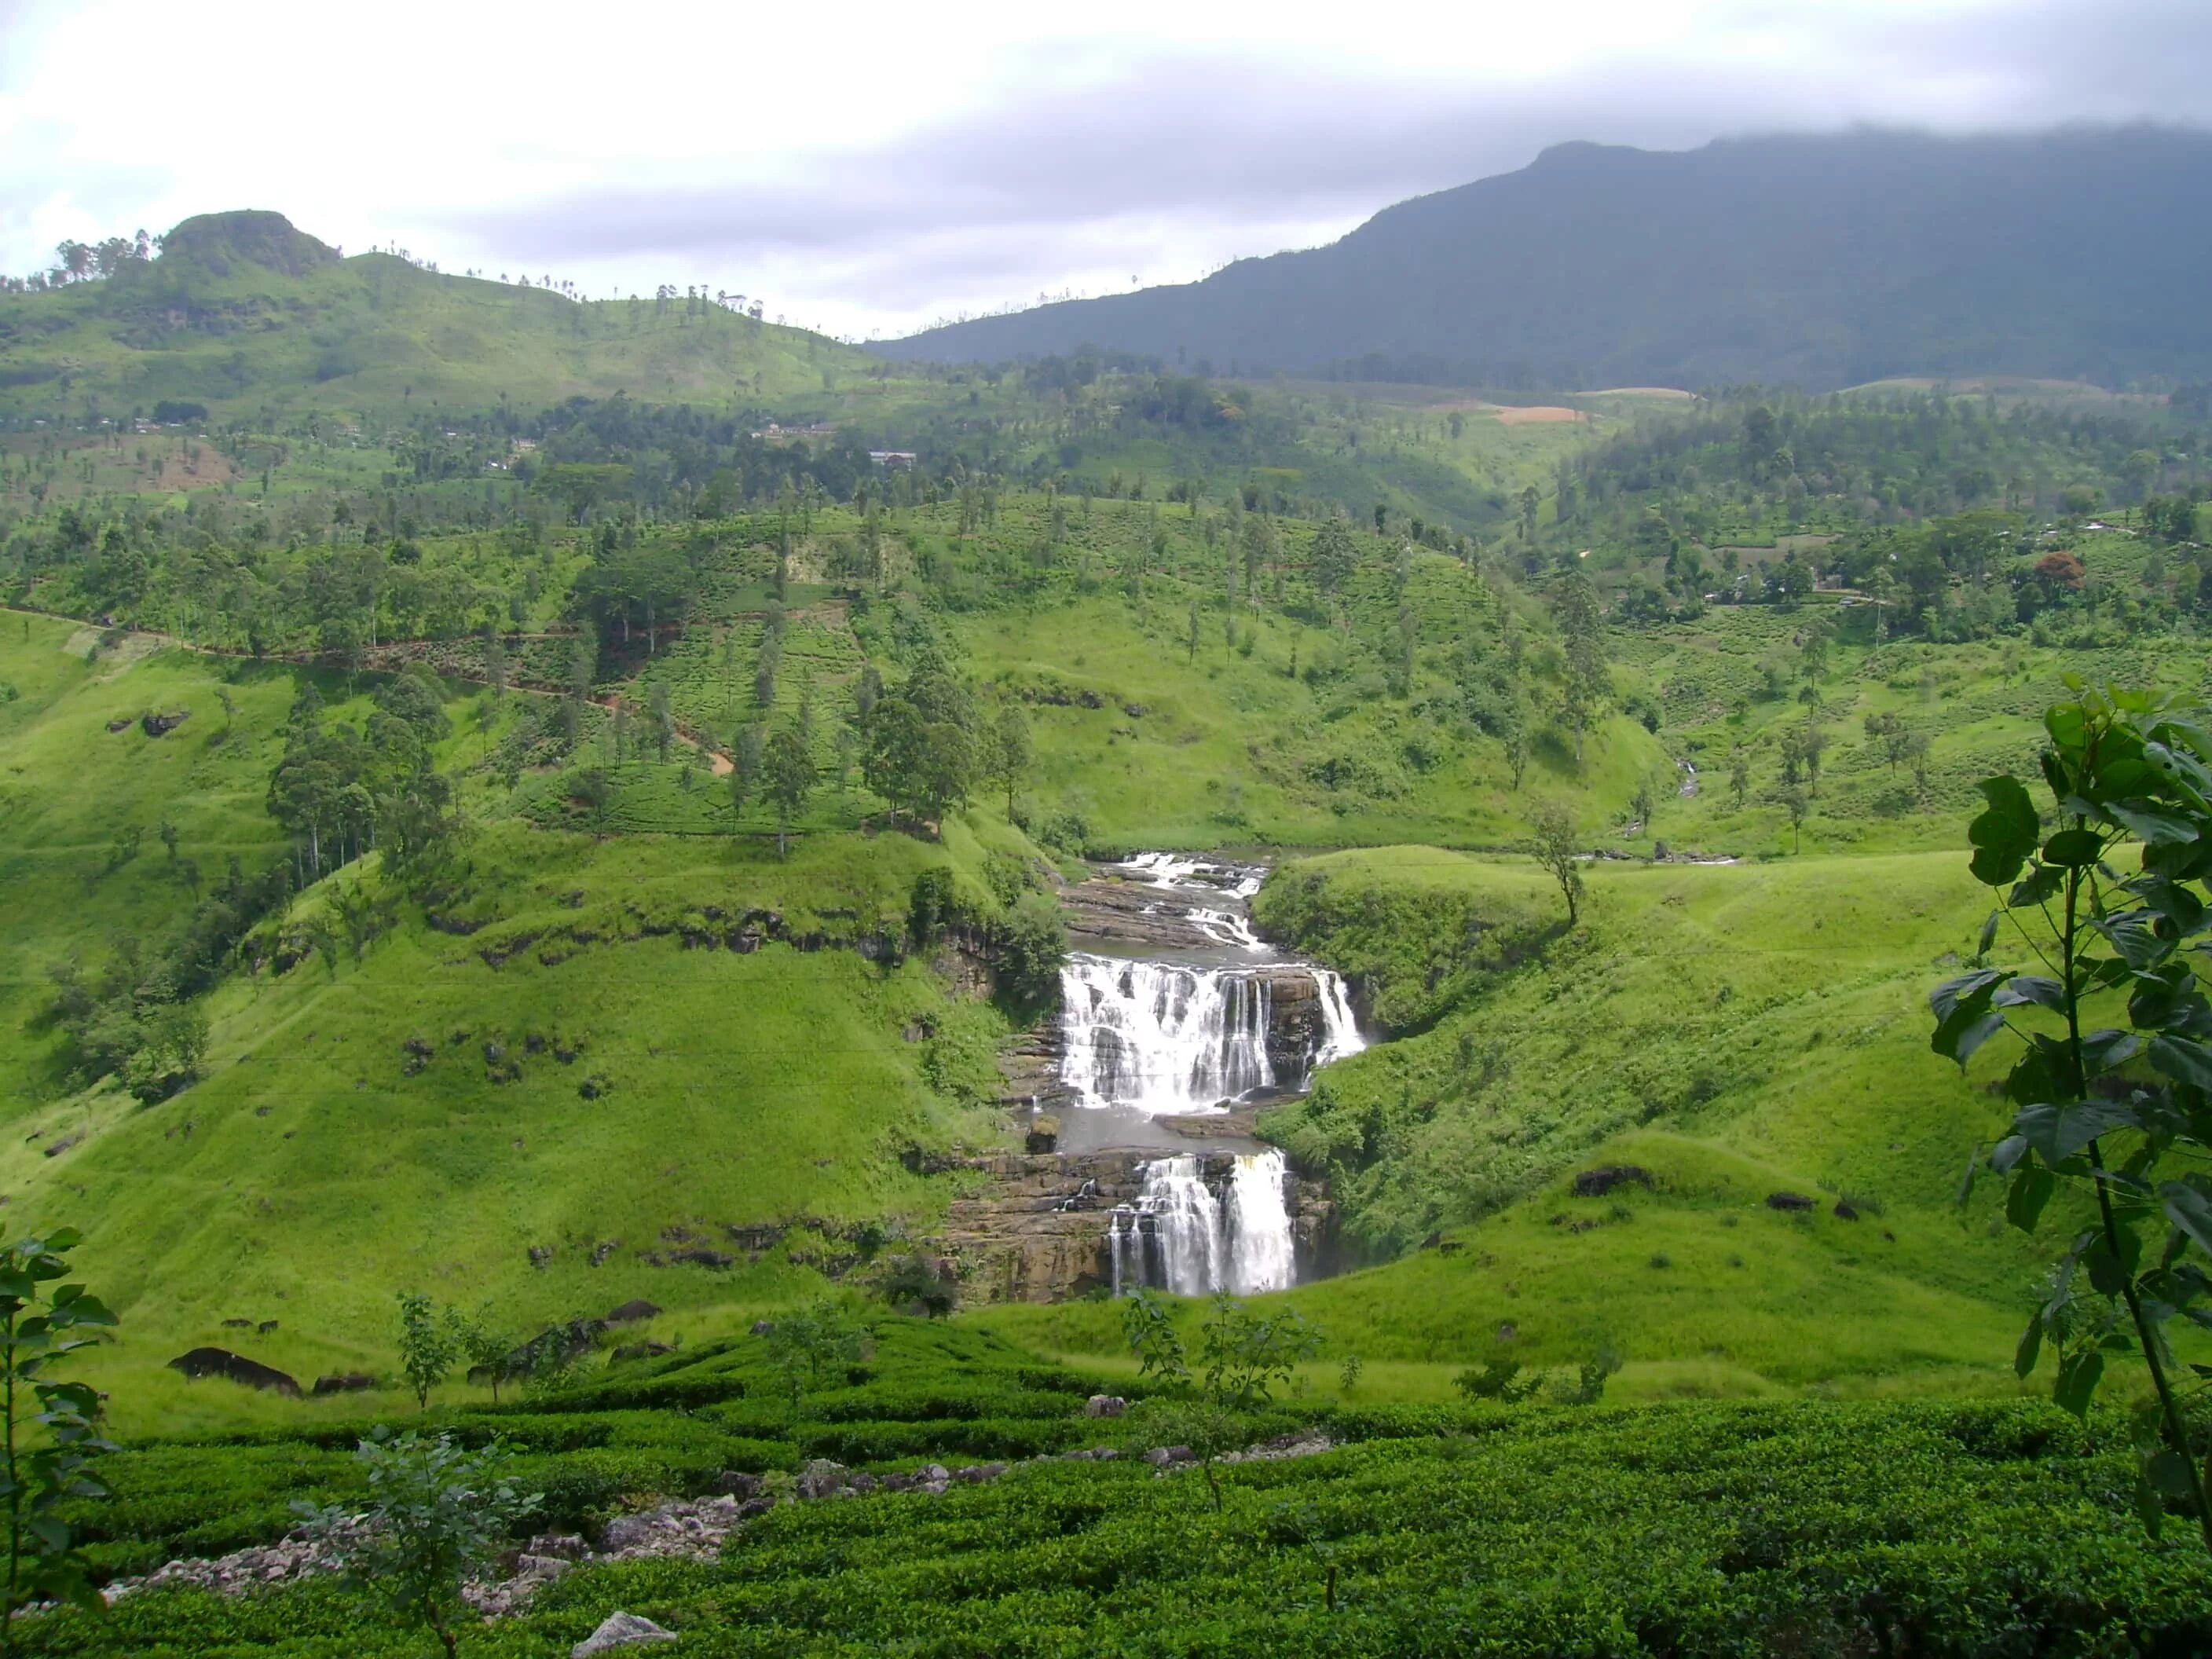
[1053, 853, 1365, 1119]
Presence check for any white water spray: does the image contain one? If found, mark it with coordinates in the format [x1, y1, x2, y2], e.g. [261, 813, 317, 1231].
[1060, 954, 1276, 1114]
[1111, 1149, 1296, 1295]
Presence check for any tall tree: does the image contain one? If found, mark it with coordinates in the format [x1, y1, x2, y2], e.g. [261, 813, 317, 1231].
[761, 724, 814, 859]
[1529, 801, 1585, 927]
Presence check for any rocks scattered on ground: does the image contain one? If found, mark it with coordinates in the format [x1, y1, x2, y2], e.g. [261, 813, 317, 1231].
[106, 1517, 370, 1603]
[1833, 1199, 1860, 1221]
[590, 1240, 621, 1266]
[610, 1341, 674, 1363]
[571, 1612, 678, 1657]
[105, 718, 133, 734]
[1572, 1166, 1653, 1198]
[140, 709, 190, 737]
[1084, 1394, 1126, 1417]
[166, 1348, 302, 1397]
[42, 1130, 83, 1159]
[311, 1372, 375, 1396]
[528, 1245, 553, 1269]
[103, 1429, 1339, 1617]
[606, 1298, 661, 1324]
[1766, 1192, 1817, 1212]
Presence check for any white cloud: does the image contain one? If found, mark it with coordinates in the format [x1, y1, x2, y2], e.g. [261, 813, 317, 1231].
[1, 0, 2206, 339]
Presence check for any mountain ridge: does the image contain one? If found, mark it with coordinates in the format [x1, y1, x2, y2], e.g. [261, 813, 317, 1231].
[879, 126, 2212, 390]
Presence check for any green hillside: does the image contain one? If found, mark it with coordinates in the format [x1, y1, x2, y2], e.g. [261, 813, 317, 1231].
[0, 211, 873, 423]
[3, 331, 2212, 1653]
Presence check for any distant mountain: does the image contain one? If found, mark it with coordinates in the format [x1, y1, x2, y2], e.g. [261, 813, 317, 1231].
[0, 211, 870, 419]
[881, 128, 2212, 390]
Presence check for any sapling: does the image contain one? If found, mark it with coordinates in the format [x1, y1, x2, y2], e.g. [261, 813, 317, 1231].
[1939, 683, 2212, 1551]
[0, 1231, 116, 1658]
[300, 1430, 539, 1659]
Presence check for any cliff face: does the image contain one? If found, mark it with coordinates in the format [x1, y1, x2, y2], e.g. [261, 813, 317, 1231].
[939, 1151, 1334, 1303]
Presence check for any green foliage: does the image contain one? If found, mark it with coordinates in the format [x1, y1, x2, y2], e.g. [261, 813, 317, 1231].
[394, 1293, 463, 1414]
[761, 1302, 870, 1418]
[297, 1429, 539, 1659]
[0, 1231, 117, 1652]
[1528, 799, 1585, 927]
[1939, 681, 2212, 1548]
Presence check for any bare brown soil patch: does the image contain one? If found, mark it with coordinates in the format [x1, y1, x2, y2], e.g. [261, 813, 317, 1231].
[1495, 405, 1588, 425]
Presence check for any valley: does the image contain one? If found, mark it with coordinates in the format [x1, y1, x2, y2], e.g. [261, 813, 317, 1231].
[1, 174, 2210, 1652]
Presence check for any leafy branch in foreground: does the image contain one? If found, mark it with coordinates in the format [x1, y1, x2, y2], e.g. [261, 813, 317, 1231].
[0, 1231, 116, 1659]
[1937, 680, 2212, 1551]
[298, 1429, 539, 1659]
[1122, 1289, 1323, 1510]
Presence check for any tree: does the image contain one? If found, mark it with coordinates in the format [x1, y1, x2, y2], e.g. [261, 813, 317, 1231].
[1502, 704, 1531, 791]
[395, 1291, 462, 1412]
[1800, 721, 1829, 797]
[1550, 570, 1607, 764]
[301, 1430, 540, 1659]
[456, 1315, 515, 1406]
[1779, 785, 1810, 852]
[1729, 748, 1752, 810]
[0, 1230, 117, 1654]
[987, 706, 1031, 818]
[1529, 801, 1584, 927]
[650, 682, 673, 764]
[729, 724, 762, 827]
[760, 1300, 868, 1418]
[1121, 1290, 1322, 1511]
[1309, 515, 1357, 595]
[1936, 686, 2212, 1552]
[762, 723, 814, 859]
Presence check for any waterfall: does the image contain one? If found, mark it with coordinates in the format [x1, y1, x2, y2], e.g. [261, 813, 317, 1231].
[1313, 969, 1367, 1066]
[1060, 954, 1275, 1113]
[1111, 1149, 1298, 1295]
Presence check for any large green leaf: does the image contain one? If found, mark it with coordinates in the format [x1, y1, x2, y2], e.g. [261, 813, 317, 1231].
[2054, 1347, 2104, 1419]
[2005, 1163, 2056, 1232]
[2149, 1035, 2212, 1093]
[2015, 1099, 2138, 1163]
[1992, 976, 2064, 1011]
[2042, 828, 2104, 867]
[2106, 799, 2199, 846]
[1968, 776, 2040, 888]
[2159, 1178, 2212, 1258]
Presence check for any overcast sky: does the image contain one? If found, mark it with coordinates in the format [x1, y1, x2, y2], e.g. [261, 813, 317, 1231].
[2, 0, 2207, 340]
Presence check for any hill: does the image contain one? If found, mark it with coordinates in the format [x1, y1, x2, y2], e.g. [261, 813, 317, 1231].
[882, 127, 2212, 390]
[0, 211, 875, 422]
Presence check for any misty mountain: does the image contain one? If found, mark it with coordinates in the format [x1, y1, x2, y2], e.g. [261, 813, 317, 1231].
[879, 128, 2212, 390]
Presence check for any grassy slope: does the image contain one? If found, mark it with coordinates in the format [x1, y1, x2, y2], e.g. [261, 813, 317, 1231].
[0, 618, 1059, 1434]
[0, 613, 304, 1108]
[0, 254, 873, 423]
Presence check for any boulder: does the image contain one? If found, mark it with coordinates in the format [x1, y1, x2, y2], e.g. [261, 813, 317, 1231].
[1572, 1166, 1653, 1198]
[1144, 1445, 1196, 1467]
[527, 1533, 590, 1561]
[610, 1341, 674, 1363]
[606, 1298, 662, 1324]
[311, 1372, 375, 1396]
[1766, 1192, 1816, 1212]
[167, 1348, 302, 1397]
[712, 1470, 762, 1500]
[1084, 1394, 1126, 1417]
[571, 1611, 678, 1657]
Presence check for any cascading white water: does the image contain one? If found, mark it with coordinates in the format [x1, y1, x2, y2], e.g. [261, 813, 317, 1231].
[1313, 969, 1366, 1066]
[1111, 1149, 1296, 1295]
[1060, 954, 1275, 1114]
